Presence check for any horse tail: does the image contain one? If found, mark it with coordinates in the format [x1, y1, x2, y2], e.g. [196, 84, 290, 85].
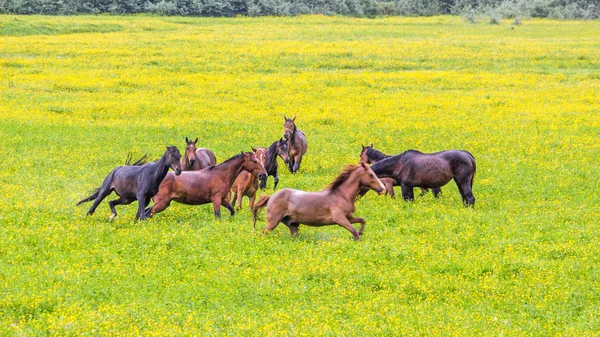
[465, 151, 476, 188]
[76, 170, 116, 206]
[252, 195, 271, 228]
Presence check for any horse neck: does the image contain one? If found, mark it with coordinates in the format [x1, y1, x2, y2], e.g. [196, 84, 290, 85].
[371, 156, 400, 178]
[288, 129, 298, 145]
[214, 156, 246, 186]
[330, 170, 361, 202]
[265, 142, 279, 171]
[151, 154, 171, 183]
[369, 148, 389, 162]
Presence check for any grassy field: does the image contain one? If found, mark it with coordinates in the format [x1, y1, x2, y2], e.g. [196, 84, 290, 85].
[1, 14, 599, 336]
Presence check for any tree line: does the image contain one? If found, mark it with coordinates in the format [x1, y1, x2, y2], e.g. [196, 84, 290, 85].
[2, 0, 599, 19]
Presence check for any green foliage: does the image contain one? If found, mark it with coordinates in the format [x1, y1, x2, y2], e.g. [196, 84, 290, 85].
[1, 0, 599, 17]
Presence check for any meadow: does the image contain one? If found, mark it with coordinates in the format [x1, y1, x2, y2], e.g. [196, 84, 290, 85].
[1, 14, 599, 336]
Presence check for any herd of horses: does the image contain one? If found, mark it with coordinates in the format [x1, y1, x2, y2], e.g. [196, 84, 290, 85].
[78, 116, 476, 240]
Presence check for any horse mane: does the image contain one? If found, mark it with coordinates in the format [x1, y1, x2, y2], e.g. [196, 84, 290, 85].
[326, 164, 361, 191]
[366, 147, 389, 162]
[370, 151, 408, 175]
[265, 141, 279, 171]
[207, 153, 247, 170]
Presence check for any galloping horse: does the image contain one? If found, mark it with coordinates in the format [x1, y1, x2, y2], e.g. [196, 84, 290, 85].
[182, 137, 217, 171]
[77, 146, 182, 221]
[359, 144, 440, 198]
[253, 162, 386, 240]
[370, 149, 476, 206]
[283, 116, 307, 174]
[146, 152, 267, 219]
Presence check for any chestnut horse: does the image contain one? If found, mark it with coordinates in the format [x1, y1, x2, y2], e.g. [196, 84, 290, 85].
[77, 146, 182, 221]
[229, 147, 267, 210]
[146, 152, 267, 219]
[181, 137, 217, 171]
[359, 144, 440, 198]
[283, 116, 307, 174]
[253, 162, 386, 240]
[370, 149, 476, 206]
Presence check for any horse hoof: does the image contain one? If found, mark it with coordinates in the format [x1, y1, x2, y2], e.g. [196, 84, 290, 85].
[108, 214, 116, 221]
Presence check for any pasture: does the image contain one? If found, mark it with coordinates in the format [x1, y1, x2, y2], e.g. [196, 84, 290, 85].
[1, 15, 599, 335]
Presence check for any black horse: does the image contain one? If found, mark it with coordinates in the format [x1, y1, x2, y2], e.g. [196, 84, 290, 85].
[360, 144, 441, 197]
[255, 138, 291, 190]
[77, 146, 182, 220]
[370, 149, 476, 206]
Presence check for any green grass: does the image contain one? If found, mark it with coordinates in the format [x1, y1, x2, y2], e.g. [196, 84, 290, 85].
[0, 14, 599, 336]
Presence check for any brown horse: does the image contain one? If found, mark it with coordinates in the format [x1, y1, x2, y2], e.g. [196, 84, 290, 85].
[370, 149, 476, 206]
[359, 144, 441, 198]
[181, 137, 217, 171]
[253, 162, 386, 240]
[229, 147, 267, 210]
[283, 116, 307, 174]
[146, 152, 267, 219]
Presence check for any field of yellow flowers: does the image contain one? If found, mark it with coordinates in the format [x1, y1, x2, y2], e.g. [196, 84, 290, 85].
[1, 14, 599, 335]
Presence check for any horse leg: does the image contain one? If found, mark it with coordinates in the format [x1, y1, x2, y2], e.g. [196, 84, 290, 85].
[136, 195, 152, 221]
[222, 199, 235, 216]
[432, 187, 442, 198]
[419, 188, 429, 196]
[385, 181, 395, 198]
[348, 217, 366, 236]
[211, 194, 223, 219]
[249, 194, 256, 211]
[401, 183, 414, 202]
[456, 178, 475, 206]
[263, 213, 283, 234]
[145, 198, 170, 218]
[273, 173, 279, 190]
[334, 216, 361, 241]
[108, 197, 133, 221]
[292, 155, 303, 174]
[86, 187, 112, 216]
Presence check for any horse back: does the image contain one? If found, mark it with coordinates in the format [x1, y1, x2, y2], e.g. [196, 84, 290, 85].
[196, 148, 216, 169]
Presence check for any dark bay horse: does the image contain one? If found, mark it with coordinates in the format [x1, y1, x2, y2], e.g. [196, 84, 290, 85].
[77, 146, 182, 221]
[253, 162, 386, 240]
[359, 144, 441, 198]
[370, 149, 476, 206]
[146, 152, 267, 219]
[283, 116, 307, 174]
[257, 138, 290, 190]
[182, 137, 217, 171]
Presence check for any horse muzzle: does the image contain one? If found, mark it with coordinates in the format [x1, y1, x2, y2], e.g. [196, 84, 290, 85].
[174, 166, 182, 175]
[376, 187, 385, 195]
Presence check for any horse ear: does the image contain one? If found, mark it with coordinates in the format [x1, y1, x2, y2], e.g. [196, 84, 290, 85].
[361, 144, 365, 150]
[292, 116, 296, 122]
[361, 161, 369, 169]
[185, 137, 189, 143]
[283, 115, 287, 121]
[194, 137, 198, 144]
[251, 147, 257, 152]
[370, 143, 373, 148]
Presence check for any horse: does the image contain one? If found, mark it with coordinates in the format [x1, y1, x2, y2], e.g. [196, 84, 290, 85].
[229, 147, 268, 210]
[258, 138, 290, 190]
[359, 144, 441, 198]
[370, 149, 476, 206]
[283, 116, 307, 174]
[252, 162, 386, 240]
[145, 152, 267, 219]
[181, 137, 217, 171]
[77, 146, 182, 221]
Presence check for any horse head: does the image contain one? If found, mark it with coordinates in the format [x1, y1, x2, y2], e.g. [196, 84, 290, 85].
[252, 147, 268, 190]
[166, 146, 182, 175]
[241, 151, 267, 183]
[184, 137, 199, 167]
[276, 138, 290, 164]
[358, 161, 385, 194]
[283, 116, 296, 140]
